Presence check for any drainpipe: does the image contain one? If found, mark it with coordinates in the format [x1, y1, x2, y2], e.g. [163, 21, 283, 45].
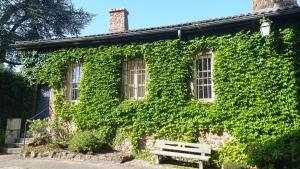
[178, 29, 182, 40]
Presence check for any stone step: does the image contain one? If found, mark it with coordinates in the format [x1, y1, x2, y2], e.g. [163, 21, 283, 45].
[1, 147, 22, 154]
[15, 138, 34, 144]
[5, 142, 26, 148]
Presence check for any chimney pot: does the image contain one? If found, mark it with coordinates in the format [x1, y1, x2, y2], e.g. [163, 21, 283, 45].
[109, 8, 129, 33]
[253, 0, 298, 13]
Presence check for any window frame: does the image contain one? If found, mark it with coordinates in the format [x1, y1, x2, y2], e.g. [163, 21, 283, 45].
[69, 64, 82, 101]
[193, 51, 215, 102]
[122, 58, 148, 100]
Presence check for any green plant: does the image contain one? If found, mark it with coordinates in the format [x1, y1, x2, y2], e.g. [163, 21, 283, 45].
[134, 149, 155, 163]
[29, 119, 51, 146]
[48, 117, 72, 144]
[223, 161, 248, 169]
[29, 118, 73, 147]
[218, 141, 248, 166]
[68, 130, 107, 153]
[246, 129, 300, 169]
[112, 127, 132, 147]
[49, 140, 68, 149]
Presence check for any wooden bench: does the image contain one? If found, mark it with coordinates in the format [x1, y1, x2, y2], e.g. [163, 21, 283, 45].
[151, 140, 211, 169]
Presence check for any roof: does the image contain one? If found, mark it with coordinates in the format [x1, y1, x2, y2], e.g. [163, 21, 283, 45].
[13, 6, 300, 50]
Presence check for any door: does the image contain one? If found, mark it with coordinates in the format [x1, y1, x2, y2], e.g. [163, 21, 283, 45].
[35, 85, 50, 119]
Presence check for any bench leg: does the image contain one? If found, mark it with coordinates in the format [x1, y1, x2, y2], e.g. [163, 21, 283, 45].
[155, 155, 161, 164]
[199, 161, 204, 169]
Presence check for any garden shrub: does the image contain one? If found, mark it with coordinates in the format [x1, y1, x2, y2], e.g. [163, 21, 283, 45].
[48, 117, 73, 146]
[29, 118, 72, 147]
[222, 161, 248, 169]
[247, 129, 300, 169]
[218, 141, 248, 167]
[112, 127, 132, 148]
[0, 67, 33, 131]
[29, 119, 51, 146]
[68, 130, 108, 153]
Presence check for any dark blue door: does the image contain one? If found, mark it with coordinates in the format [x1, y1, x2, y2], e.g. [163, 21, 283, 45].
[36, 85, 50, 119]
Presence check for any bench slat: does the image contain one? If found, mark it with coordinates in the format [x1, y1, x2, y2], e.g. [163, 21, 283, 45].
[151, 150, 210, 161]
[155, 140, 211, 154]
[159, 144, 210, 155]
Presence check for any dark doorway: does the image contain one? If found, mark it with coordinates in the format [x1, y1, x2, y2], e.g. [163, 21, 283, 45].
[35, 85, 50, 119]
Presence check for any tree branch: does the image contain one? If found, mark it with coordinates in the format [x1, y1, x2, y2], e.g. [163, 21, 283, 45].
[0, 4, 18, 25]
[8, 14, 30, 36]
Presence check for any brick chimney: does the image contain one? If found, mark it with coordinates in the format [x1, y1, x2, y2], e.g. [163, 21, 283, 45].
[253, 0, 298, 12]
[109, 8, 129, 32]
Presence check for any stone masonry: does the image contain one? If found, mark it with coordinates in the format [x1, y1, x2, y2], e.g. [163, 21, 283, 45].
[109, 8, 129, 33]
[203, 132, 233, 149]
[253, 0, 298, 12]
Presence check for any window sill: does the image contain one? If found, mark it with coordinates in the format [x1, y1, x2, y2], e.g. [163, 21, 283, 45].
[196, 98, 215, 103]
[124, 98, 145, 101]
[70, 100, 80, 104]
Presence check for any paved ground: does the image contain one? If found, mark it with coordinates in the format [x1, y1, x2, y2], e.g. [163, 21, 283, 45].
[0, 154, 174, 169]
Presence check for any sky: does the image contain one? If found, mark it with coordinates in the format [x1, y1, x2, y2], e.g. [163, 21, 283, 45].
[73, 0, 300, 36]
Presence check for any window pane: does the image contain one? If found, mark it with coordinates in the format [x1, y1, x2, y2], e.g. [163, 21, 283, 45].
[208, 78, 212, 84]
[129, 86, 134, 98]
[203, 86, 208, 98]
[138, 86, 145, 98]
[203, 58, 207, 70]
[199, 86, 203, 99]
[208, 86, 212, 98]
[123, 59, 147, 99]
[194, 52, 213, 100]
[71, 64, 82, 100]
[137, 61, 145, 69]
[128, 61, 134, 70]
[129, 71, 135, 84]
[138, 70, 145, 84]
[208, 58, 211, 70]
[198, 60, 202, 71]
[198, 72, 202, 78]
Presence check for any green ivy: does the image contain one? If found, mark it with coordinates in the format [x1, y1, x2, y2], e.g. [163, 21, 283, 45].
[20, 24, 300, 168]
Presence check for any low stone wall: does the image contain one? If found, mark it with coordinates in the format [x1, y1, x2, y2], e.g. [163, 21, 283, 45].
[20, 150, 133, 163]
[114, 131, 233, 153]
[24, 131, 232, 163]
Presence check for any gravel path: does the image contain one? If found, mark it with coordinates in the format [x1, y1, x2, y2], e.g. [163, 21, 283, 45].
[0, 154, 175, 169]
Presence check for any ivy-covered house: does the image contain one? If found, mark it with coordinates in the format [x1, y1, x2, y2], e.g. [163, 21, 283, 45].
[14, 0, 300, 167]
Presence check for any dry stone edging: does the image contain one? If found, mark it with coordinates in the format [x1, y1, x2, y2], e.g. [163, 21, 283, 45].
[20, 150, 133, 163]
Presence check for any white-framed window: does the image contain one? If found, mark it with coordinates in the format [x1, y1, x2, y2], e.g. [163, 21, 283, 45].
[194, 51, 214, 101]
[70, 64, 82, 101]
[123, 59, 147, 100]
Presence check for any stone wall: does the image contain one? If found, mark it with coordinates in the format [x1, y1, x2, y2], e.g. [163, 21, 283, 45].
[20, 150, 133, 163]
[253, 0, 298, 12]
[116, 132, 233, 153]
[202, 132, 233, 149]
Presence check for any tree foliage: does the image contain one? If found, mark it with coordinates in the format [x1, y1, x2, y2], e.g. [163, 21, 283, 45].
[0, 67, 33, 130]
[0, 0, 93, 65]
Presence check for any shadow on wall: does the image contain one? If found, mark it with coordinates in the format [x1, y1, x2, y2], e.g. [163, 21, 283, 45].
[246, 129, 300, 169]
